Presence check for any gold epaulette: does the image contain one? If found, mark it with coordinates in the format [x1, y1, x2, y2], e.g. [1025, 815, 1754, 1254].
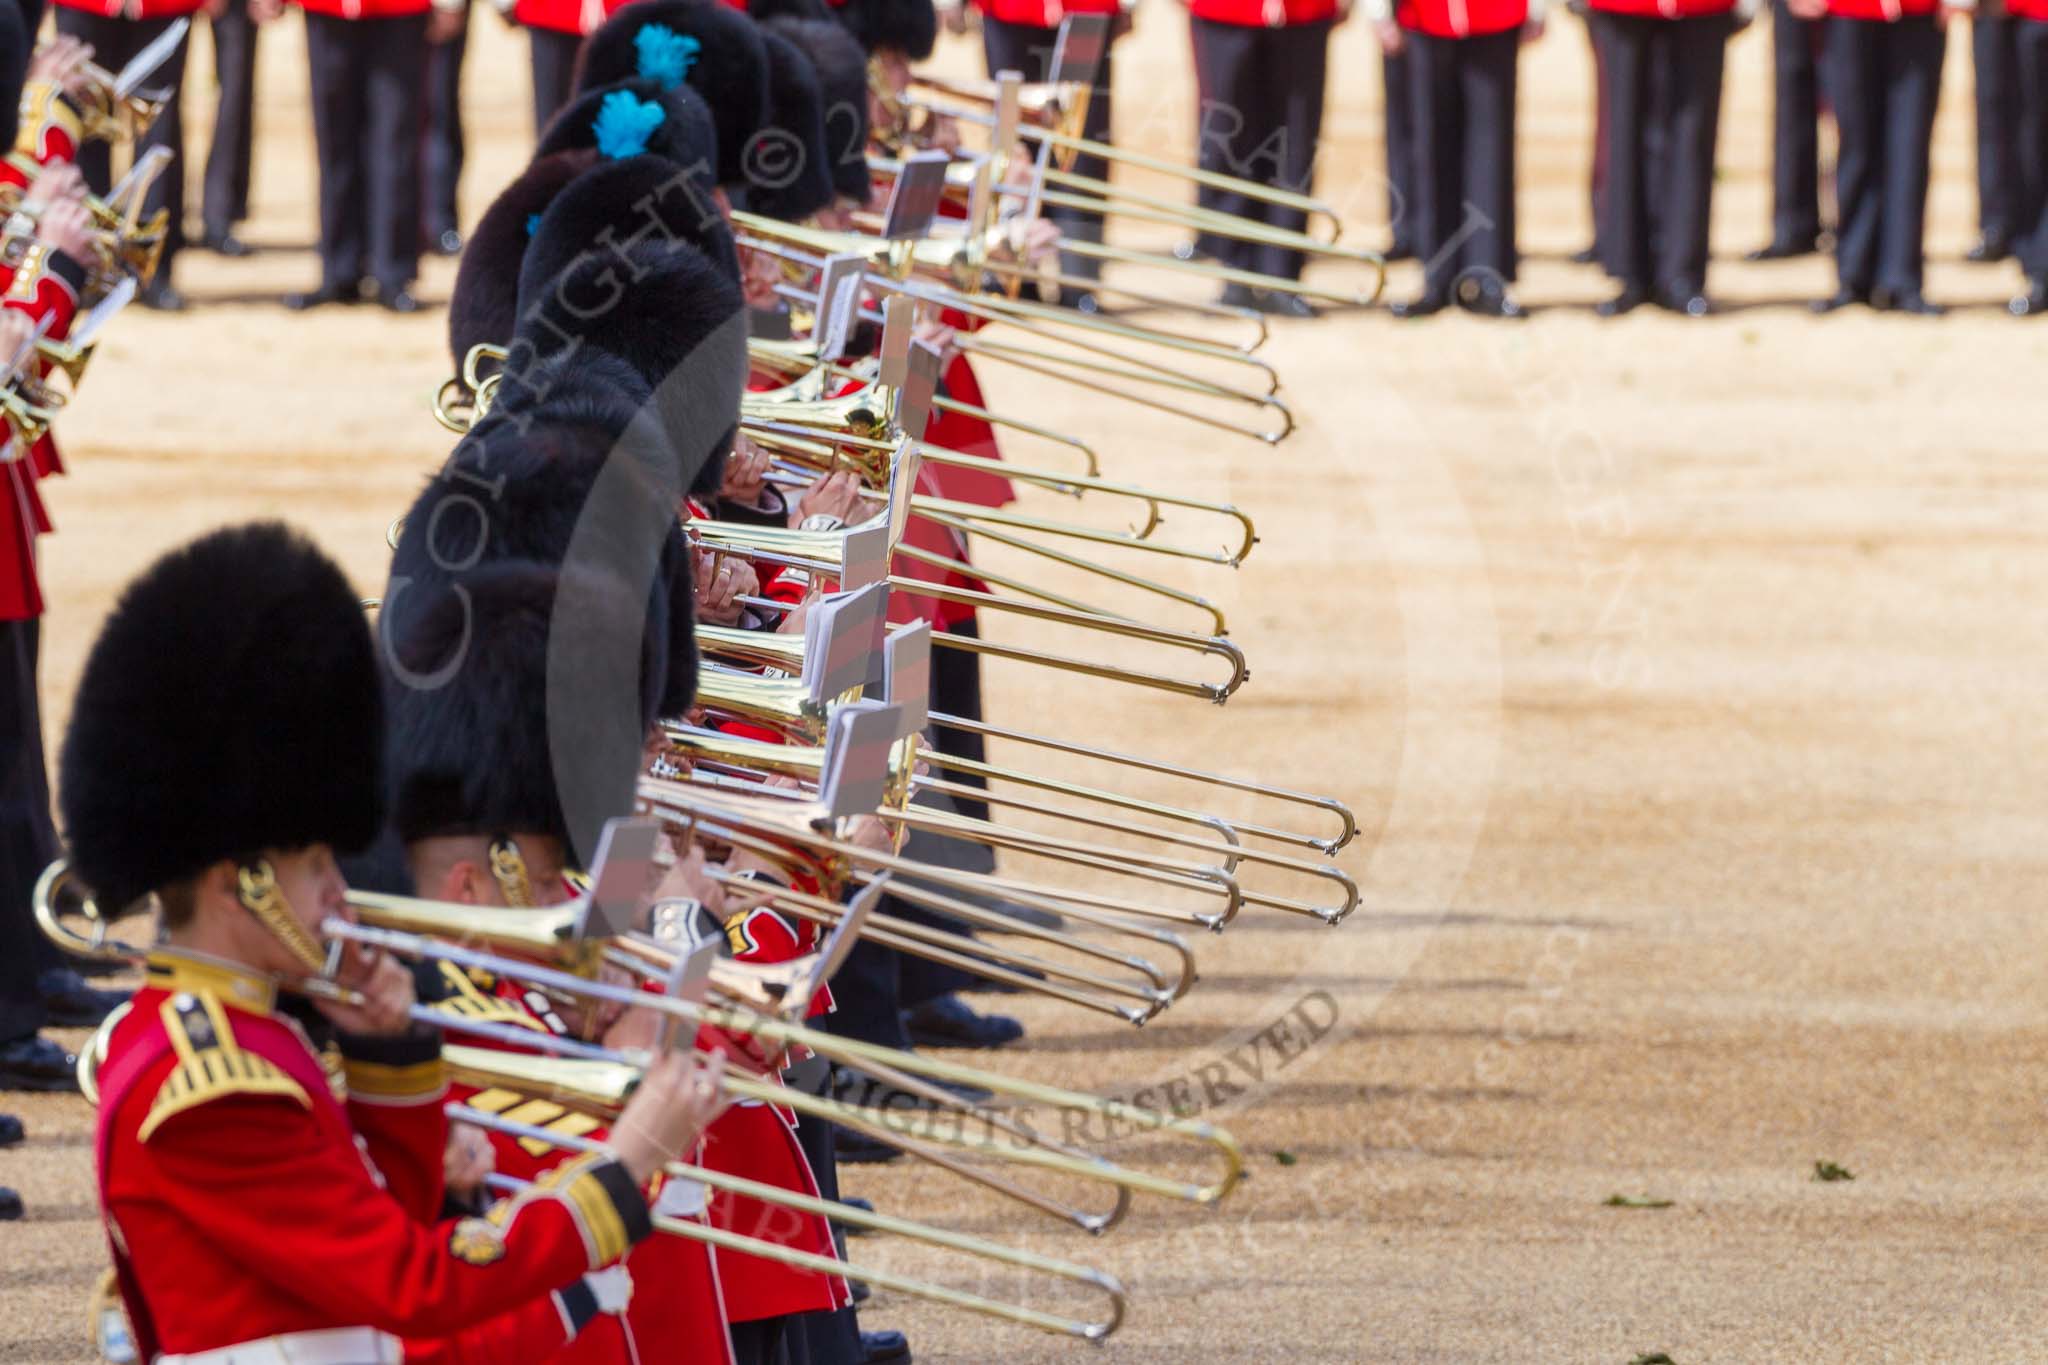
[14, 81, 82, 162]
[138, 991, 310, 1142]
[425, 959, 549, 1032]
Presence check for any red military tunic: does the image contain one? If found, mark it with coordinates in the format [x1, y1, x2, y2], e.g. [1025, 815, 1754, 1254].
[1188, 0, 1341, 23]
[96, 952, 653, 1363]
[975, 0, 1120, 25]
[1394, 0, 1528, 35]
[1587, 0, 1732, 18]
[1824, 0, 1936, 18]
[430, 960, 741, 1365]
[516, 0, 632, 36]
[0, 245, 89, 621]
[292, 0, 432, 19]
[54, 0, 208, 15]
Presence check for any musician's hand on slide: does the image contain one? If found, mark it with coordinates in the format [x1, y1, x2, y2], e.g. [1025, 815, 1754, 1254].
[610, 1048, 731, 1183]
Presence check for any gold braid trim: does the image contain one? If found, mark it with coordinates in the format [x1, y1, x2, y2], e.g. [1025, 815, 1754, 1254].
[139, 992, 309, 1142]
[238, 861, 328, 973]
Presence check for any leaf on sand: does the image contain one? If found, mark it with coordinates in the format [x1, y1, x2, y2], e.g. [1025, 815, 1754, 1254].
[1603, 1194, 1674, 1209]
[1273, 1150, 1298, 1167]
[1630, 1354, 1678, 1365]
[1813, 1160, 1855, 1183]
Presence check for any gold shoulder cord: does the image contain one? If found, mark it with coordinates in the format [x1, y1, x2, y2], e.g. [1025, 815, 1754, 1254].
[487, 839, 535, 908]
[237, 861, 328, 974]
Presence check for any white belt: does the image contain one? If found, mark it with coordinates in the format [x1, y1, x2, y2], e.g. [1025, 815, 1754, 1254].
[157, 1327, 404, 1365]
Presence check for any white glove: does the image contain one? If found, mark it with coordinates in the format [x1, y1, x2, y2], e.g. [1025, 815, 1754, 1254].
[585, 1265, 635, 1316]
[653, 1174, 710, 1219]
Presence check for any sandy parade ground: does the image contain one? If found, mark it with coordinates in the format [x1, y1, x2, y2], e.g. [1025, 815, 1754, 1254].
[2, 4, 2045, 1362]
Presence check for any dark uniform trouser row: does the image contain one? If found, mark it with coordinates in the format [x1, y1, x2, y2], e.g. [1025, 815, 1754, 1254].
[1188, 15, 1330, 281]
[1593, 11, 1729, 296]
[1382, 48, 1417, 254]
[1825, 13, 1944, 298]
[0, 619, 56, 1043]
[1974, 13, 2021, 249]
[204, 0, 260, 239]
[531, 26, 584, 137]
[1768, 0, 1825, 248]
[1405, 27, 1518, 304]
[424, 4, 470, 242]
[53, 9, 190, 276]
[305, 9, 427, 294]
[981, 16, 1115, 281]
[2013, 20, 2048, 278]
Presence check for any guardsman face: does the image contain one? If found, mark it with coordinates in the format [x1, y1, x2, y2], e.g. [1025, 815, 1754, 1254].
[269, 844, 348, 944]
[412, 833, 573, 908]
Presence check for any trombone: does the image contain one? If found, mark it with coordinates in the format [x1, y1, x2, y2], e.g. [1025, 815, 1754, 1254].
[455, 1102, 1127, 1342]
[327, 908, 1246, 1216]
[0, 148, 173, 289]
[37, 854, 1241, 1231]
[737, 405, 1259, 567]
[688, 512, 1251, 703]
[686, 622, 1357, 857]
[643, 760, 1242, 935]
[57, 943, 1130, 1339]
[661, 710, 1360, 926]
[865, 148, 1386, 313]
[734, 218, 1299, 442]
[70, 19, 190, 144]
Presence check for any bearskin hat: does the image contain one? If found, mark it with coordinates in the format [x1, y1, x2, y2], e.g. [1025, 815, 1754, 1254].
[0, 2, 30, 153]
[536, 79, 721, 194]
[449, 149, 596, 370]
[745, 30, 835, 221]
[59, 524, 384, 912]
[767, 15, 872, 204]
[513, 236, 745, 500]
[518, 153, 738, 289]
[832, 0, 935, 61]
[576, 2, 770, 187]
[392, 355, 702, 723]
[381, 557, 667, 863]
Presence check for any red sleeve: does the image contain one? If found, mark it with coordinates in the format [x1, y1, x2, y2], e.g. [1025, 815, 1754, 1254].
[2, 244, 87, 339]
[340, 1029, 454, 1225]
[139, 1096, 652, 1340]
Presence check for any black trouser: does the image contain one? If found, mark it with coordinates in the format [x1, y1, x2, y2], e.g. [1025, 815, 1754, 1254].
[1767, 0, 1826, 247]
[2013, 18, 2048, 277]
[1585, 15, 1610, 262]
[1405, 27, 1519, 303]
[982, 16, 1114, 281]
[728, 1317, 788, 1365]
[1383, 47, 1418, 253]
[1189, 15, 1330, 280]
[305, 9, 427, 293]
[1594, 11, 1729, 296]
[1973, 13, 2022, 247]
[53, 9, 189, 279]
[423, 4, 469, 240]
[530, 26, 582, 136]
[1826, 13, 1945, 298]
[0, 620, 56, 1044]
[202, 0, 259, 238]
